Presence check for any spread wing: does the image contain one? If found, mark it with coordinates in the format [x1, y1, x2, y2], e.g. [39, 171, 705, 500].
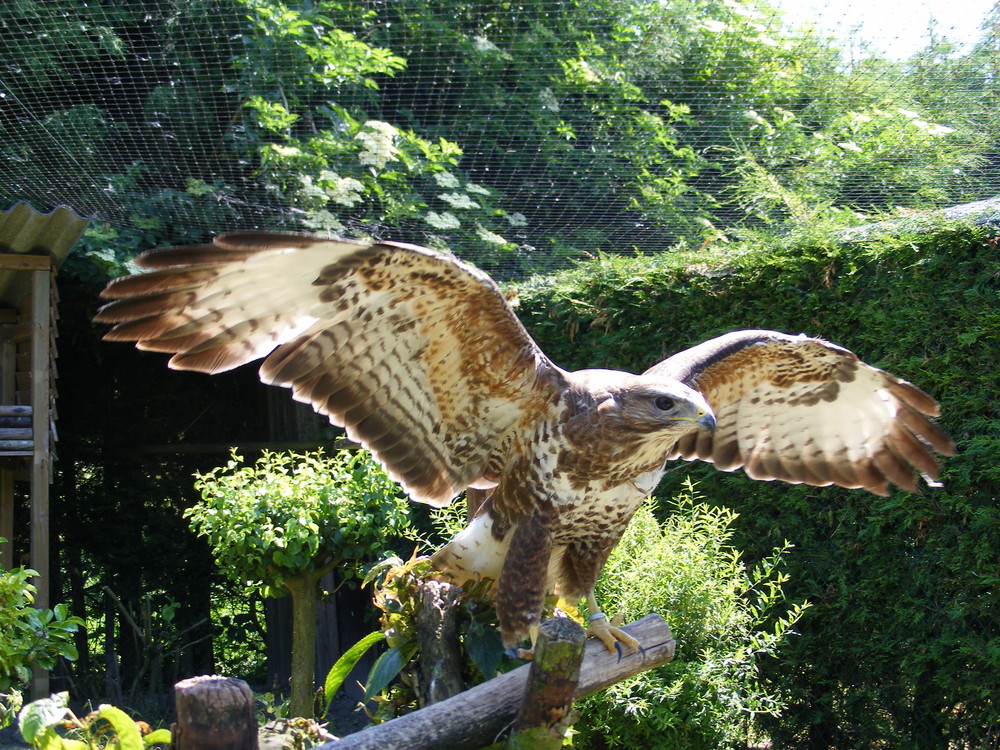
[644, 330, 954, 496]
[96, 231, 566, 506]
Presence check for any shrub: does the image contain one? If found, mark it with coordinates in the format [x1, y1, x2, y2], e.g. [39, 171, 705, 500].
[573, 484, 807, 749]
[188, 449, 414, 717]
[0, 545, 84, 729]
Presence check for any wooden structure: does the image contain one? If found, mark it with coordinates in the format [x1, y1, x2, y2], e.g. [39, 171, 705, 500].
[173, 675, 260, 750]
[0, 202, 89, 697]
[325, 614, 676, 750]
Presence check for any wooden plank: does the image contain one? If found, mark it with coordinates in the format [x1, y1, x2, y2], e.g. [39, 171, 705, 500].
[0, 440, 34, 451]
[0, 428, 32, 440]
[3, 322, 30, 344]
[0, 253, 52, 271]
[0, 405, 31, 416]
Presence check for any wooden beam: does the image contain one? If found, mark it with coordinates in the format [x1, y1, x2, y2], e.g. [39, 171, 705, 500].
[0, 253, 52, 271]
[1, 314, 16, 571]
[0, 428, 32, 440]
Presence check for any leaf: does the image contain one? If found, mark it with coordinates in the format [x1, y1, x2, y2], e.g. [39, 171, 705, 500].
[96, 705, 144, 750]
[465, 623, 504, 681]
[143, 728, 172, 746]
[36, 726, 70, 750]
[18, 693, 70, 744]
[323, 631, 385, 712]
[362, 646, 404, 701]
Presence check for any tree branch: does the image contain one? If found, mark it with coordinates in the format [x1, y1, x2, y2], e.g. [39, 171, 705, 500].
[322, 614, 676, 750]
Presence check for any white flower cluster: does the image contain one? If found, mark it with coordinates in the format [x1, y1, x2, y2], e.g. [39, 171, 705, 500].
[433, 171, 461, 188]
[424, 211, 461, 229]
[464, 182, 491, 196]
[303, 209, 346, 234]
[475, 223, 508, 245]
[438, 192, 481, 209]
[539, 87, 560, 113]
[316, 170, 365, 206]
[356, 120, 400, 170]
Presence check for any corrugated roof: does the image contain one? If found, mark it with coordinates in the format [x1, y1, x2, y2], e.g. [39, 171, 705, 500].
[0, 202, 90, 306]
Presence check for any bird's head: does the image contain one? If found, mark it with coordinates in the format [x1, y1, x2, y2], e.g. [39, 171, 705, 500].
[575, 370, 716, 436]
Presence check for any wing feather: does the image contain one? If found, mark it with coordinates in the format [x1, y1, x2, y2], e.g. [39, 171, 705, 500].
[649, 330, 954, 495]
[98, 231, 565, 506]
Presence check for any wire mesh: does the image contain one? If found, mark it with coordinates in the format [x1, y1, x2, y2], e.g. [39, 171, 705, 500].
[1, 0, 997, 276]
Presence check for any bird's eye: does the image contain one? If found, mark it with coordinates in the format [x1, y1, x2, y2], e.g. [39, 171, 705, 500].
[654, 396, 675, 411]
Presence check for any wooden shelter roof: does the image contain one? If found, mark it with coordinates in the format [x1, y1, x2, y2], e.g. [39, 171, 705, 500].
[0, 202, 89, 305]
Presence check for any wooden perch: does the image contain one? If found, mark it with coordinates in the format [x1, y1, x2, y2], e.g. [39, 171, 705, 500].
[416, 580, 464, 706]
[172, 675, 259, 750]
[507, 616, 586, 749]
[322, 614, 676, 750]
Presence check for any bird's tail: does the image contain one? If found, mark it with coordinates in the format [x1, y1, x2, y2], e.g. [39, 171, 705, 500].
[430, 512, 508, 590]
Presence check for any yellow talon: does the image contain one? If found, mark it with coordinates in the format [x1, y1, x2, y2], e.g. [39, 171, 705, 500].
[586, 612, 641, 655]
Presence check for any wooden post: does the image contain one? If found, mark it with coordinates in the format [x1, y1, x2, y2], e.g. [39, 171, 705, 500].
[507, 616, 586, 749]
[0, 332, 15, 572]
[415, 580, 464, 706]
[322, 614, 676, 750]
[0, 471, 12, 572]
[29, 265, 51, 700]
[172, 675, 259, 750]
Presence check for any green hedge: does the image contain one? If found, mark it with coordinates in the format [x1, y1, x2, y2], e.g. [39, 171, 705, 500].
[514, 221, 999, 748]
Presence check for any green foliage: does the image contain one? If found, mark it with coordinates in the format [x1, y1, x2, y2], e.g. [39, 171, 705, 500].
[189, 448, 415, 717]
[513, 220, 1000, 747]
[0, 549, 84, 729]
[7, 0, 1000, 280]
[18, 692, 169, 749]
[189, 449, 412, 595]
[573, 486, 807, 749]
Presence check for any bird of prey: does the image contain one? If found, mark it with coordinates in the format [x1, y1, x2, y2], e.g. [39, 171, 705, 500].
[96, 231, 954, 654]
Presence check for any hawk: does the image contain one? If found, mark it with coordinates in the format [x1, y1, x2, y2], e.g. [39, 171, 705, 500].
[96, 232, 954, 654]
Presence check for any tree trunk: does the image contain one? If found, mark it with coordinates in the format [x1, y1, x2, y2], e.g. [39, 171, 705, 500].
[173, 675, 258, 750]
[283, 573, 321, 718]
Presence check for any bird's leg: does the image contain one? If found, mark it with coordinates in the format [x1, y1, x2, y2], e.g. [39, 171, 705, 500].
[585, 592, 640, 656]
[497, 507, 553, 659]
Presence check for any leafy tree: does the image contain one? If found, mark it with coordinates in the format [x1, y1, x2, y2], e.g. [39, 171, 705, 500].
[187, 449, 413, 717]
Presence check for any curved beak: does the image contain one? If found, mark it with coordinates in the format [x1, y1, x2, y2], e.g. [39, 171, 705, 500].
[696, 410, 716, 432]
[668, 408, 716, 431]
